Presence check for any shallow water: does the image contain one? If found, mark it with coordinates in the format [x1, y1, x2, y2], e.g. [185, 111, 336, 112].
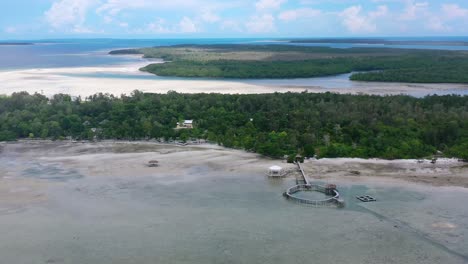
[2, 38, 468, 97]
[1, 142, 467, 264]
[3, 38, 468, 70]
[62, 70, 468, 97]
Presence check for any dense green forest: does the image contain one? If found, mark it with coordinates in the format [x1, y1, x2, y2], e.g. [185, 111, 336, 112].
[1, 91, 467, 160]
[140, 59, 360, 78]
[111, 45, 468, 83]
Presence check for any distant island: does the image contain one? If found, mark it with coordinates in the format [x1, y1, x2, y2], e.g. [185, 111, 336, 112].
[0, 42, 33, 46]
[288, 38, 468, 46]
[110, 44, 468, 83]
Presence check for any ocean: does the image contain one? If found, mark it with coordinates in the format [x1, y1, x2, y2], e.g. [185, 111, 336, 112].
[1, 38, 468, 97]
[2, 37, 468, 70]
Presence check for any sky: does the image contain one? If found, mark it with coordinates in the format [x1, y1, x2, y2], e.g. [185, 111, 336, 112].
[1, 0, 468, 39]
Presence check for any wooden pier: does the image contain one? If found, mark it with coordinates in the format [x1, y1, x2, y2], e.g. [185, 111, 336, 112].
[296, 162, 310, 185]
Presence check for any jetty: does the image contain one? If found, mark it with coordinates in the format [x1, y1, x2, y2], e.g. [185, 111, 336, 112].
[283, 162, 345, 208]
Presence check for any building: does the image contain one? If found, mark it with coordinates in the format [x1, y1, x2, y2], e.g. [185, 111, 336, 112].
[177, 120, 194, 129]
[267, 165, 286, 177]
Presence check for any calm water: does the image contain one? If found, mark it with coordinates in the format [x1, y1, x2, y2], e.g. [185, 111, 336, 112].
[0, 39, 261, 70]
[63, 71, 468, 97]
[0, 156, 466, 264]
[2, 38, 468, 97]
[0, 142, 467, 264]
[3, 37, 468, 70]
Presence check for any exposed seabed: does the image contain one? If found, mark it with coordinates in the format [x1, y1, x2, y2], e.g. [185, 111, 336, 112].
[1, 141, 467, 264]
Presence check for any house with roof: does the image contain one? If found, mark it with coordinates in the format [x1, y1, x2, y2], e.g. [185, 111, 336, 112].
[177, 120, 194, 129]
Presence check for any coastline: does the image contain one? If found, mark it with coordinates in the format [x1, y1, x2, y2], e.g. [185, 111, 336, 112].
[3, 140, 467, 188]
[1, 61, 468, 97]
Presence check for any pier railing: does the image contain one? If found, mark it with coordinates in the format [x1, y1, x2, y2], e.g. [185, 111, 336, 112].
[283, 162, 345, 208]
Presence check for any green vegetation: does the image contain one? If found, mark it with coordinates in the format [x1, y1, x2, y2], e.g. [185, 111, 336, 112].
[1, 91, 467, 160]
[111, 45, 468, 83]
[350, 63, 468, 83]
[289, 39, 468, 46]
[140, 60, 357, 79]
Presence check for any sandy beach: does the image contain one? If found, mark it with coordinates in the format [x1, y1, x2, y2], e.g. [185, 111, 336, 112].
[1, 62, 468, 97]
[1, 141, 468, 263]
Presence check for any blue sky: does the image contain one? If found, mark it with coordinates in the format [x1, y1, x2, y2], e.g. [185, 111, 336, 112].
[2, 0, 468, 39]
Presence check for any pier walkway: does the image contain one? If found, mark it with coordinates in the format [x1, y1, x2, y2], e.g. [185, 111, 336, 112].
[296, 162, 310, 185]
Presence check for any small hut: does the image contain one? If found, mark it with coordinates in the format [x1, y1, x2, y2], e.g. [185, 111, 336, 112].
[267, 165, 286, 177]
[148, 160, 159, 167]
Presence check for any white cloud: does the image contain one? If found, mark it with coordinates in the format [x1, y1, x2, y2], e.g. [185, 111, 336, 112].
[97, 0, 150, 17]
[221, 20, 243, 32]
[255, 0, 287, 11]
[96, 0, 225, 17]
[4, 27, 17, 33]
[339, 6, 377, 33]
[427, 17, 450, 32]
[72, 25, 96, 33]
[147, 18, 172, 34]
[201, 9, 221, 23]
[45, 0, 97, 29]
[442, 4, 468, 19]
[399, 1, 428, 21]
[369, 5, 388, 18]
[103, 16, 113, 24]
[144, 16, 200, 34]
[278, 8, 321, 21]
[245, 14, 276, 33]
[37, 0, 468, 36]
[179, 17, 199, 33]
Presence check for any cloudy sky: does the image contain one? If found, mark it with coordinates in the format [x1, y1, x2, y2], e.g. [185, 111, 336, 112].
[2, 0, 468, 39]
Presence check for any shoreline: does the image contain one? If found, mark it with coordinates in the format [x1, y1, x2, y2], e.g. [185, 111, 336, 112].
[3, 140, 467, 188]
[2, 140, 468, 263]
[1, 62, 468, 97]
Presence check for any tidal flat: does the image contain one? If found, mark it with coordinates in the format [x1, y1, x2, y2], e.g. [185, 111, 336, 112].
[1, 62, 468, 97]
[1, 141, 467, 264]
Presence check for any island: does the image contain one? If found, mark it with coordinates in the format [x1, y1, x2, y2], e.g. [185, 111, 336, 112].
[288, 38, 468, 46]
[1, 91, 467, 160]
[110, 44, 468, 83]
[0, 42, 33, 46]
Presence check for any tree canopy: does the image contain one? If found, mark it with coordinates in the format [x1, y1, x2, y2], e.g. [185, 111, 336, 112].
[1, 91, 467, 160]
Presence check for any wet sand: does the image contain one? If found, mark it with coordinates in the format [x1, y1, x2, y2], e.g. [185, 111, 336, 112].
[302, 158, 468, 188]
[1, 63, 468, 97]
[1, 141, 467, 264]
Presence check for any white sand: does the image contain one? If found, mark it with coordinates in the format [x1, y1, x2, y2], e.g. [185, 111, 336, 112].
[0, 63, 303, 97]
[1, 62, 468, 97]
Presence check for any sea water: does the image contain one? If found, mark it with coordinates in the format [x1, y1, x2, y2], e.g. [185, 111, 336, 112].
[0, 142, 467, 264]
[1, 38, 468, 97]
[3, 37, 468, 70]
